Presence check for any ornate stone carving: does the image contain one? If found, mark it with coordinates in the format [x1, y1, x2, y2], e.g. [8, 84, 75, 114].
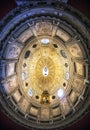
[35, 22, 53, 36]
[4, 44, 21, 59]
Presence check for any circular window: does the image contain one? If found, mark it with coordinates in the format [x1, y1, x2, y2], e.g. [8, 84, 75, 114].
[32, 44, 37, 48]
[24, 50, 30, 59]
[53, 44, 58, 48]
[57, 89, 64, 99]
[60, 50, 67, 58]
[41, 39, 50, 44]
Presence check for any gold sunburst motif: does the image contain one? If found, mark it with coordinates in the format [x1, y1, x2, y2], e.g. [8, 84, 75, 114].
[18, 38, 71, 104]
[35, 57, 55, 90]
[28, 47, 63, 95]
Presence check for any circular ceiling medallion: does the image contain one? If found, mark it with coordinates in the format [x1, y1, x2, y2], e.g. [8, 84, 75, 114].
[0, 0, 90, 130]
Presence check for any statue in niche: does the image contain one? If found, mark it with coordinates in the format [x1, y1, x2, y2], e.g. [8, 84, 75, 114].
[40, 90, 50, 104]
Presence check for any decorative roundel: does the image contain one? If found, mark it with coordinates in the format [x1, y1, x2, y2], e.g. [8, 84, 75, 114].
[0, 1, 90, 130]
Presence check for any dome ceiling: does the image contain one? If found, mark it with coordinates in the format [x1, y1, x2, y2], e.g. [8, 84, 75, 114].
[0, 0, 90, 130]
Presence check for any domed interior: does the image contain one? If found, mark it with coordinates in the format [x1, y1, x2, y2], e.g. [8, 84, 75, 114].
[0, 1, 90, 129]
[1, 21, 87, 120]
